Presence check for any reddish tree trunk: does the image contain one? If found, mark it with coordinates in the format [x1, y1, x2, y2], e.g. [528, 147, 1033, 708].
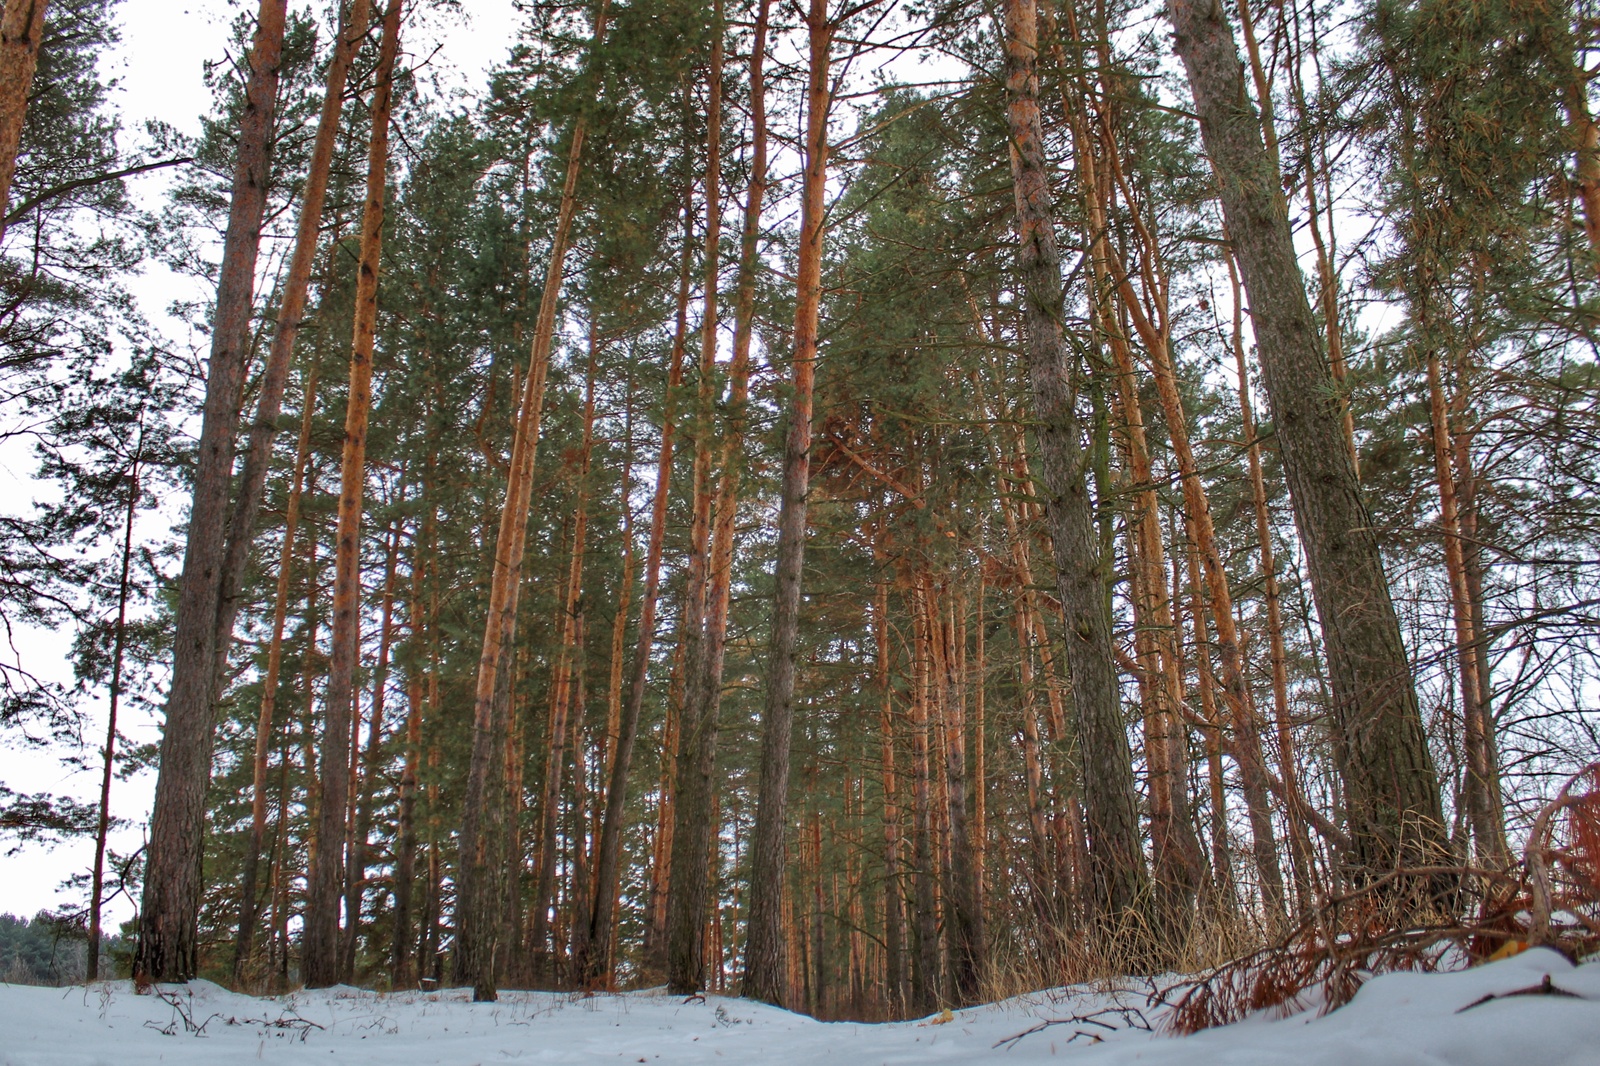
[302, 0, 402, 988]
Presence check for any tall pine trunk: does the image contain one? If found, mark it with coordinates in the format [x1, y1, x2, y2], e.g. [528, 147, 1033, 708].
[302, 0, 401, 987]
[1165, 0, 1447, 877]
[1000, 0, 1149, 928]
[742, 0, 829, 1007]
[214, 0, 373, 703]
[459, 1, 609, 1000]
[529, 327, 601, 973]
[577, 182, 695, 989]
[233, 361, 319, 980]
[666, 0, 735, 997]
[135, 0, 288, 983]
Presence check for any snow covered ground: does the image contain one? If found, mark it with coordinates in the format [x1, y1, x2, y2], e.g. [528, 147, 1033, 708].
[1, 947, 1595, 1065]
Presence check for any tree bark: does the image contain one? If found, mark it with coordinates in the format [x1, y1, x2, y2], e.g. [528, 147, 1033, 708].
[135, 0, 288, 983]
[0, 0, 47, 242]
[302, 0, 401, 988]
[1164, 0, 1447, 876]
[213, 0, 373, 712]
[1000, 0, 1149, 927]
[741, 0, 829, 1007]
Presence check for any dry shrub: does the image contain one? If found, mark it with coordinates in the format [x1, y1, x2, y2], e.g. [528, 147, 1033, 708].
[980, 886, 1270, 1007]
[1563, 766, 1600, 899]
[1167, 764, 1600, 1036]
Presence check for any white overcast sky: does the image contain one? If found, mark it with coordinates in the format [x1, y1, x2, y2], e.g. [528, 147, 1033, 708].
[0, 0, 523, 927]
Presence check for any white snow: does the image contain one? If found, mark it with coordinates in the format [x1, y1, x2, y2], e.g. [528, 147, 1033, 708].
[1, 947, 1595, 1065]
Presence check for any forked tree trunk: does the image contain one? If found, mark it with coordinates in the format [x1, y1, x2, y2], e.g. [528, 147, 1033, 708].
[1000, 0, 1149, 927]
[135, 0, 288, 983]
[0, 0, 48, 241]
[931, 579, 983, 1005]
[459, 2, 609, 1000]
[742, 0, 830, 1007]
[302, 0, 401, 988]
[1165, 0, 1447, 876]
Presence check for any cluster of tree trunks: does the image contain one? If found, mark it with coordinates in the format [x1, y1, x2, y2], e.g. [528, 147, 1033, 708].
[122, 0, 1507, 1007]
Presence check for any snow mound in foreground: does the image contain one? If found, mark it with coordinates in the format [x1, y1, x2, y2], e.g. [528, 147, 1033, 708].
[1, 947, 1595, 1065]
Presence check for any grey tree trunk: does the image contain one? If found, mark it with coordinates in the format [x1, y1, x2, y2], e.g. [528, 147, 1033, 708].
[134, 0, 287, 984]
[1164, 0, 1448, 876]
[665, 0, 733, 998]
[741, 0, 829, 1008]
[1000, 0, 1149, 926]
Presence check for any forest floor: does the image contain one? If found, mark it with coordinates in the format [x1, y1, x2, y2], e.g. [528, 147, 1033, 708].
[0, 947, 1595, 1065]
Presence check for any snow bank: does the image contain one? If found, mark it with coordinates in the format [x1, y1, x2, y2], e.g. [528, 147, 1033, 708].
[1, 947, 1594, 1065]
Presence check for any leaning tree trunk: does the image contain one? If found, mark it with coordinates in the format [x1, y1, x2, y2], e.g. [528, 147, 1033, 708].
[301, 0, 401, 989]
[1165, 0, 1447, 877]
[741, 0, 829, 1008]
[0, 0, 47, 242]
[134, 0, 287, 984]
[458, 0, 609, 1001]
[1000, 0, 1149, 927]
[213, 0, 373, 711]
